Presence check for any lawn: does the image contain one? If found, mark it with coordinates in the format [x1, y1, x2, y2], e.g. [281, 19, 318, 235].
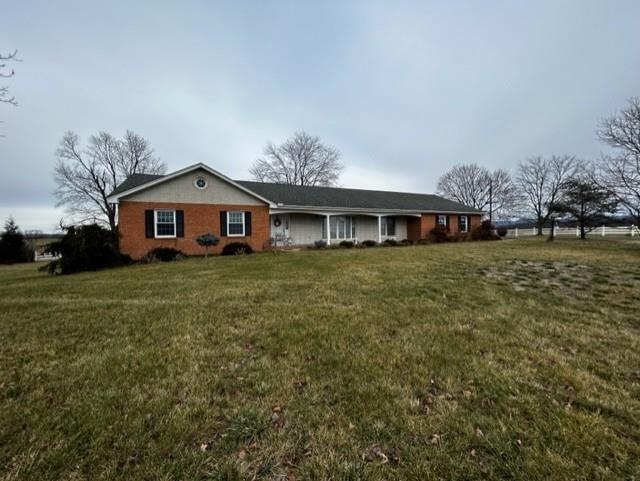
[1, 239, 639, 480]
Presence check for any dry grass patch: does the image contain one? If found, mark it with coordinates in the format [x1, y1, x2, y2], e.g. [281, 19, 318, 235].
[1, 238, 639, 480]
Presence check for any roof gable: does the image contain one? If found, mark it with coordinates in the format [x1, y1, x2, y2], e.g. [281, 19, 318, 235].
[106, 163, 273, 205]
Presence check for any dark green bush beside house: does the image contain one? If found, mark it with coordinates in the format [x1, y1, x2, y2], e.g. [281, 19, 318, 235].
[45, 224, 129, 274]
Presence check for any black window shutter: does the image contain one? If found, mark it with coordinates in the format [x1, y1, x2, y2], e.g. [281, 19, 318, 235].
[145, 210, 154, 238]
[458, 215, 463, 231]
[446, 215, 450, 231]
[244, 212, 252, 236]
[220, 211, 227, 236]
[176, 210, 184, 237]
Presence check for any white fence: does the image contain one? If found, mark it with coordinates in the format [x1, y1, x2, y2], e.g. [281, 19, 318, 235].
[506, 225, 639, 238]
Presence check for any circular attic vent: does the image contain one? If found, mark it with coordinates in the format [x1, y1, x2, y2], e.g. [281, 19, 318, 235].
[194, 176, 208, 190]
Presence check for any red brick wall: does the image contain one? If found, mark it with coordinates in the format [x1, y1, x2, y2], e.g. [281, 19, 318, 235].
[406, 213, 482, 241]
[406, 217, 422, 241]
[118, 201, 270, 259]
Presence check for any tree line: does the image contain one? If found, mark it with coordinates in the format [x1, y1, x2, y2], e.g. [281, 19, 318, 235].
[49, 98, 638, 242]
[436, 97, 640, 238]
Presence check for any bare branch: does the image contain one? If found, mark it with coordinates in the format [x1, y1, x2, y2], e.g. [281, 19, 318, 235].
[249, 131, 343, 187]
[596, 97, 640, 223]
[516, 155, 577, 234]
[53, 130, 167, 232]
[436, 163, 520, 220]
[0, 49, 19, 107]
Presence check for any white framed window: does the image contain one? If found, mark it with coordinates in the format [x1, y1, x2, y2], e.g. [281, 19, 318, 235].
[155, 210, 176, 238]
[323, 216, 356, 240]
[437, 215, 447, 229]
[459, 215, 468, 232]
[380, 217, 396, 236]
[227, 211, 245, 236]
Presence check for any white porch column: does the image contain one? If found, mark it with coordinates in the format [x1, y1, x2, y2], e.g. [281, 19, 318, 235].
[377, 215, 382, 244]
[326, 214, 331, 246]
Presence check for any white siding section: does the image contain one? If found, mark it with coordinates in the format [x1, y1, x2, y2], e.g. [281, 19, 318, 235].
[288, 214, 324, 245]
[280, 214, 409, 245]
[356, 216, 378, 242]
[123, 169, 264, 205]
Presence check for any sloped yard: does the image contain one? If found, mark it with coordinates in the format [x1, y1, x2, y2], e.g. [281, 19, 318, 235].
[1, 239, 639, 480]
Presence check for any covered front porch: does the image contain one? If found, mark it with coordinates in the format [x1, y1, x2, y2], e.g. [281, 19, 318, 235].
[268, 210, 420, 246]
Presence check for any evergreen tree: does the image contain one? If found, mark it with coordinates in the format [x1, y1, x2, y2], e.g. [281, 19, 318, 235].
[0, 218, 32, 263]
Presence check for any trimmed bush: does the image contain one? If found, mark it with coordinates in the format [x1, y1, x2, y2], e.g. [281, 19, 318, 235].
[196, 233, 220, 257]
[142, 247, 184, 262]
[314, 239, 327, 249]
[429, 226, 450, 243]
[339, 240, 354, 248]
[221, 242, 253, 256]
[399, 239, 412, 246]
[497, 227, 508, 237]
[361, 239, 377, 247]
[471, 220, 501, 241]
[45, 224, 128, 274]
[383, 238, 398, 246]
[417, 238, 432, 245]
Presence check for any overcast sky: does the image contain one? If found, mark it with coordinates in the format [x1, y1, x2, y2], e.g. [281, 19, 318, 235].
[1, 1, 639, 231]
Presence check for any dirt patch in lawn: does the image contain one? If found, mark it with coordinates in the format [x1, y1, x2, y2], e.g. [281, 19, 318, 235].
[480, 260, 640, 297]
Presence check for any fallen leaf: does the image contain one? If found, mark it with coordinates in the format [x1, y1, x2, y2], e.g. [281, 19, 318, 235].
[362, 444, 388, 464]
[429, 433, 441, 445]
[475, 427, 484, 438]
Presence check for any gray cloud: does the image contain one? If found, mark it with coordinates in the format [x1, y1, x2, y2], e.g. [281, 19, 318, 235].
[1, 0, 639, 230]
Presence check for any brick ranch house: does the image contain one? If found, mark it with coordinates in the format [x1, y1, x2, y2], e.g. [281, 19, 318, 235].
[107, 163, 483, 259]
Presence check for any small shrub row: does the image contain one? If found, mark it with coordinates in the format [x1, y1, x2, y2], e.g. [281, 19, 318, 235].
[471, 220, 501, 241]
[141, 247, 185, 263]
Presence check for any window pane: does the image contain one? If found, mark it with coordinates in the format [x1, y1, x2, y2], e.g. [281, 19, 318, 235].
[387, 218, 395, 236]
[228, 211, 244, 235]
[338, 218, 345, 238]
[157, 222, 175, 236]
[351, 218, 356, 238]
[330, 217, 337, 238]
[156, 210, 175, 236]
[157, 210, 174, 223]
[228, 211, 243, 223]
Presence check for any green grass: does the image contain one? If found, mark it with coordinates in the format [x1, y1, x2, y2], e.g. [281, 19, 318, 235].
[1, 238, 640, 480]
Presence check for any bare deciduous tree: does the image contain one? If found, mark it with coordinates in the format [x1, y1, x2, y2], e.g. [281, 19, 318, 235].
[250, 131, 343, 186]
[436, 163, 519, 220]
[516, 155, 577, 235]
[54, 130, 166, 233]
[597, 97, 640, 224]
[1, 49, 20, 106]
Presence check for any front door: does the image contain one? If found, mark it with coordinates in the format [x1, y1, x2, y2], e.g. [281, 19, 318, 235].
[272, 214, 290, 245]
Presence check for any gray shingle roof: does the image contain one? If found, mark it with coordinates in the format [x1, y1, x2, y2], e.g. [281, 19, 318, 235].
[108, 173, 164, 197]
[110, 173, 481, 214]
[236, 181, 481, 213]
